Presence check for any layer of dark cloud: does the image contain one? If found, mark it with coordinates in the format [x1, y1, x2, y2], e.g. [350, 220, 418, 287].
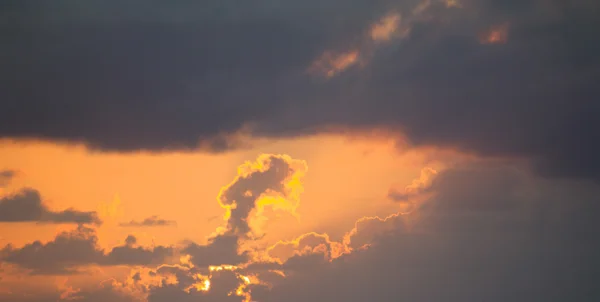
[0, 170, 16, 187]
[0, 280, 138, 302]
[2, 0, 599, 180]
[0, 227, 173, 274]
[256, 163, 600, 302]
[147, 270, 248, 302]
[119, 216, 177, 227]
[0, 188, 102, 225]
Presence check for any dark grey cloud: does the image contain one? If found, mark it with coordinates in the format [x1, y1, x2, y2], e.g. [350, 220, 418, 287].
[0, 280, 138, 302]
[0, 226, 104, 274]
[0, 188, 102, 225]
[2, 0, 599, 180]
[119, 216, 177, 227]
[255, 162, 600, 302]
[182, 234, 248, 268]
[0, 227, 173, 274]
[104, 235, 174, 266]
[0, 170, 16, 187]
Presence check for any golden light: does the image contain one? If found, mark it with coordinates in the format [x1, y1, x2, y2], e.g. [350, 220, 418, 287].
[370, 13, 401, 41]
[480, 23, 509, 44]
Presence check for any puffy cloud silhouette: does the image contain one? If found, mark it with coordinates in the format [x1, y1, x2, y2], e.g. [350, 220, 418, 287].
[0, 188, 102, 225]
[0, 227, 173, 275]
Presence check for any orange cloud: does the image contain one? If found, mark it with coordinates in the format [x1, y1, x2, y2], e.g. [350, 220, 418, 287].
[388, 167, 438, 203]
[216, 154, 308, 238]
[370, 13, 402, 42]
[308, 50, 360, 78]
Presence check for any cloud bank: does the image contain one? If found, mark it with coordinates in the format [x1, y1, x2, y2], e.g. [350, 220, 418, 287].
[2, 153, 600, 301]
[1, 0, 599, 180]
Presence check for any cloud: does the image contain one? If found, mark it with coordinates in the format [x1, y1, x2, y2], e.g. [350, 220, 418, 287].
[119, 216, 177, 227]
[217, 154, 307, 238]
[104, 236, 174, 267]
[388, 167, 437, 202]
[268, 232, 347, 263]
[1, 1, 599, 180]
[182, 234, 248, 269]
[0, 188, 102, 225]
[255, 162, 600, 302]
[180, 154, 307, 269]
[0, 170, 16, 188]
[0, 227, 173, 274]
[0, 279, 140, 302]
[0, 226, 104, 274]
[4, 155, 600, 301]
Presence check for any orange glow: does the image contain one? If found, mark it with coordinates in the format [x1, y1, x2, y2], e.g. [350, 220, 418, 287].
[444, 0, 461, 8]
[209, 265, 239, 272]
[370, 13, 401, 41]
[0, 134, 467, 301]
[480, 23, 509, 44]
[216, 154, 307, 233]
[309, 50, 360, 78]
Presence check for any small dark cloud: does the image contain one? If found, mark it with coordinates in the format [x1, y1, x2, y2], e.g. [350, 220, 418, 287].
[119, 216, 177, 227]
[0, 227, 173, 275]
[0, 170, 16, 187]
[0, 188, 102, 225]
[104, 235, 174, 266]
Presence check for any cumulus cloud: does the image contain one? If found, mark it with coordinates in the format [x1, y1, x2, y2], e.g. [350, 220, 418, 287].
[0, 227, 173, 274]
[255, 162, 600, 302]
[1, 0, 599, 181]
[180, 154, 307, 268]
[119, 216, 177, 227]
[0, 188, 102, 225]
[4, 154, 600, 301]
[388, 167, 437, 202]
[217, 154, 307, 238]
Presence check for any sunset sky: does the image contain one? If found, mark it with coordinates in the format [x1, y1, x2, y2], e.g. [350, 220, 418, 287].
[1, 1, 600, 301]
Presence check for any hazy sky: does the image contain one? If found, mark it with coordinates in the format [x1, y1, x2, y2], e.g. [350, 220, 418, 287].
[1, 1, 599, 301]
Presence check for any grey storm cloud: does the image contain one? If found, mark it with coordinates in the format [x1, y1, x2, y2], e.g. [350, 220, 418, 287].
[254, 162, 600, 302]
[182, 234, 248, 268]
[1, 0, 599, 181]
[0, 188, 102, 225]
[119, 216, 177, 227]
[0, 227, 173, 275]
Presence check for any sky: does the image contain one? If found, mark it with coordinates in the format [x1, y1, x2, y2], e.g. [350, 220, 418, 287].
[0, 0, 599, 301]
